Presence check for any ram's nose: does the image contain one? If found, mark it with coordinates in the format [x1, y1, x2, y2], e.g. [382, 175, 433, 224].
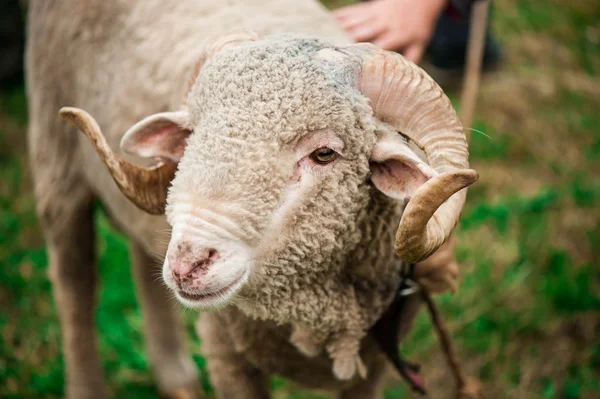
[168, 245, 220, 284]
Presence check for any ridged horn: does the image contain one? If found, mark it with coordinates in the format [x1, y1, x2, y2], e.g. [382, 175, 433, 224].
[329, 43, 479, 263]
[59, 107, 177, 215]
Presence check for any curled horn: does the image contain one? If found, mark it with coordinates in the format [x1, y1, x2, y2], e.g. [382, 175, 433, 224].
[59, 107, 177, 215]
[319, 43, 478, 263]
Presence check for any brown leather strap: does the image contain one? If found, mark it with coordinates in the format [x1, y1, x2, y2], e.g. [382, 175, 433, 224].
[371, 264, 427, 395]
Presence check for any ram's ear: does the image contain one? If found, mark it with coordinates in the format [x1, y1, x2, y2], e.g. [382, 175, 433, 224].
[120, 110, 192, 162]
[370, 132, 437, 202]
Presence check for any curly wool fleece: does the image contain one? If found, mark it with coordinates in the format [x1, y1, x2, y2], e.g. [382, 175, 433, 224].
[170, 35, 409, 379]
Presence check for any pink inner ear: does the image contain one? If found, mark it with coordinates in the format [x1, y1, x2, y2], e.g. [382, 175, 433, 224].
[137, 121, 189, 159]
[122, 114, 192, 162]
[370, 159, 430, 202]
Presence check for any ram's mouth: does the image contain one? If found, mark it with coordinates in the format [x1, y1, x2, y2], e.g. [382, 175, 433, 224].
[176, 269, 247, 308]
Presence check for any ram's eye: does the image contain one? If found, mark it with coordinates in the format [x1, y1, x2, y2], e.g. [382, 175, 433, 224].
[309, 147, 338, 165]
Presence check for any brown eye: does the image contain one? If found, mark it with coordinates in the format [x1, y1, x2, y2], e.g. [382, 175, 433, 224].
[309, 147, 338, 165]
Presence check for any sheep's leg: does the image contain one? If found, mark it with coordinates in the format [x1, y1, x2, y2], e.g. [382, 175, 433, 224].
[129, 240, 201, 398]
[196, 317, 271, 399]
[38, 184, 105, 398]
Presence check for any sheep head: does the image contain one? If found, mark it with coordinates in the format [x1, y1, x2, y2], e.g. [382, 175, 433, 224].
[60, 32, 477, 310]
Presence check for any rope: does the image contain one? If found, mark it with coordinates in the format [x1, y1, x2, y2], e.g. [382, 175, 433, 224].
[421, 290, 484, 399]
[422, 290, 466, 387]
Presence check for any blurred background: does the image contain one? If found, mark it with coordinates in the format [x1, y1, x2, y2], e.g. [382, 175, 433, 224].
[1, 0, 598, 398]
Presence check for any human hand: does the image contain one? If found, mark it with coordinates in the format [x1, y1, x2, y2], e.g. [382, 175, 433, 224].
[334, 0, 447, 63]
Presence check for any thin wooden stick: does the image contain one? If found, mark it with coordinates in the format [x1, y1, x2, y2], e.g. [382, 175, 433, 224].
[460, 0, 491, 133]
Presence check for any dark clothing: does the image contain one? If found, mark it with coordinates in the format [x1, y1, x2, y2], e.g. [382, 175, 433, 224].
[448, 0, 483, 17]
[430, 0, 500, 72]
[0, 0, 25, 86]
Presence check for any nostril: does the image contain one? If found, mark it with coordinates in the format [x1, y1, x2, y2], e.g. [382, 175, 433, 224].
[191, 248, 219, 272]
[208, 249, 219, 261]
[168, 247, 220, 282]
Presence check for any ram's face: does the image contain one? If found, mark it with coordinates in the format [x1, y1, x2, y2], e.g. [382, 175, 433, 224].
[161, 39, 377, 308]
[79, 34, 472, 309]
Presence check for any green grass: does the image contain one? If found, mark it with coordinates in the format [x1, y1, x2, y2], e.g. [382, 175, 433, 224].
[1, 0, 599, 398]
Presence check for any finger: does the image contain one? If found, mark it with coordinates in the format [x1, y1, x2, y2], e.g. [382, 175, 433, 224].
[372, 32, 408, 51]
[334, 5, 376, 30]
[337, 12, 376, 31]
[403, 44, 426, 63]
[348, 21, 386, 43]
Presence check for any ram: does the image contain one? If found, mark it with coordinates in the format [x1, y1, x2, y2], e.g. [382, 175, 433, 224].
[27, 0, 477, 398]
